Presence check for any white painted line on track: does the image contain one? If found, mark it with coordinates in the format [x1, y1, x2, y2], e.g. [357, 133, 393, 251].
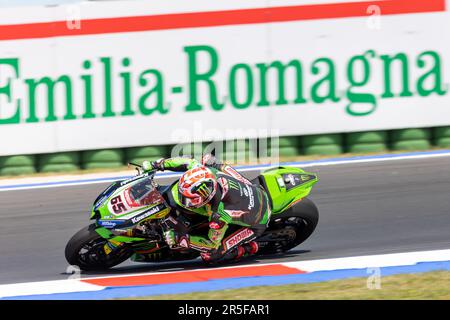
[1, 248, 449, 299]
[284, 248, 450, 272]
[1, 149, 450, 192]
[0, 280, 105, 299]
[62, 248, 450, 282]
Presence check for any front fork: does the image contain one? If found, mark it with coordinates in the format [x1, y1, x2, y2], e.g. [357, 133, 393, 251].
[95, 226, 147, 243]
[96, 224, 171, 255]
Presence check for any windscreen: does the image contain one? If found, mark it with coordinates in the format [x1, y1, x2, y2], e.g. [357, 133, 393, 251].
[128, 177, 165, 207]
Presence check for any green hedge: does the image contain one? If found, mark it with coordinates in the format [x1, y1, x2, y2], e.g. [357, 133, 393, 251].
[215, 140, 257, 163]
[302, 134, 343, 155]
[346, 131, 387, 144]
[221, 151, 257, 164]
[0, 155, 36, 176]
[390, 128, 431, 151]
[83, 162, 124, 170]
[278, 137, 299, 148]
[303, 144, 343, 155]
[0, 155, 35, 167]
[0, 166, 36, 176]
[38, 152, 80, 173]
[391, 140, 431, 151]
[259, 137, 301, 158]
[1, 126, 449, 176]
[347, 143, 387, 153]
[433, 126, 450, 147]
[278, 146, 300, 157]
[346, 131, 388, 153]
[391, 128, 430, 141]
[434, 126, 450, 138]
[125, 146, 169, 165]
[81, 149, 124, 169]
[435, 137, 450, 148]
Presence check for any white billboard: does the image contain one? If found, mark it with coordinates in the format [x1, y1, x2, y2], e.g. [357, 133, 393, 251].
[0, 0, 449, 156]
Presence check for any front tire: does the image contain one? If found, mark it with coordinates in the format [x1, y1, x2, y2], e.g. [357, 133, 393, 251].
[65, 224, 132, 271]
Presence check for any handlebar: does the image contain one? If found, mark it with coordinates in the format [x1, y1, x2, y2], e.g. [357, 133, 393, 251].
[127, 162, 143, 175]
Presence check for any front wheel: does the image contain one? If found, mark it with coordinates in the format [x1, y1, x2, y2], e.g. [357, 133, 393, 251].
[65, 224, 132, 271]
[257, 198, 319, 254]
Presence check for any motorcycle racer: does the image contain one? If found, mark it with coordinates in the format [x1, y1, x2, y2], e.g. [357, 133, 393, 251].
[142, 155, 271, 263]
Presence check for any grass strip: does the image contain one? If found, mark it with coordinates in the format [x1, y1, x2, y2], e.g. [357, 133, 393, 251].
[127, 271, 450, 300]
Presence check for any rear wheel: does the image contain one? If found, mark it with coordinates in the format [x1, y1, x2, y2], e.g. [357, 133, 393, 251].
[257, 198, 319, 254]
[65, 224, 132, 271]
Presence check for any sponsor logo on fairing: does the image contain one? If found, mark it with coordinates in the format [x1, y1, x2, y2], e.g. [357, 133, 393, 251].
[224, 228, 254, 249]
[223, 166, 252, 184]
[246, 185, 254, 210]
[227, 179, 241, 192]
[131, 206, 161, 224]
[224, 209, 247, 218]
[209, 221, 221, 230]
[94, 195, 108, 210]
[120, 174, 147, 186]
[94, 184, 119, 210]
[210, 229, 222, 241]
[98, 220, 125, 228]
[301, 175, 311, 181]
[123, 189, 134, 207]
[218, 177, 229, 197]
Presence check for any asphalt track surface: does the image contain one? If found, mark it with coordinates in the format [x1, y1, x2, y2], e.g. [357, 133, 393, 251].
[1, 156, 450, 285]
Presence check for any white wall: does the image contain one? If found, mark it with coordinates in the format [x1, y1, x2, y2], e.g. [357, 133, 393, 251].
[0, 0, 449, 155]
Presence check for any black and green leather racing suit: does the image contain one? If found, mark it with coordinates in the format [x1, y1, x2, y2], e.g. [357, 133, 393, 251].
[155, 157, 271, 260]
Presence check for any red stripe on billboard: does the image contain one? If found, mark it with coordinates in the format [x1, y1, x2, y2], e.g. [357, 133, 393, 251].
[0, 0, 445, 41]
[81, 264, 304, 287]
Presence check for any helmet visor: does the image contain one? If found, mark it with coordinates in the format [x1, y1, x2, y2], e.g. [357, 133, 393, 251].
[179, 193, 203, 208]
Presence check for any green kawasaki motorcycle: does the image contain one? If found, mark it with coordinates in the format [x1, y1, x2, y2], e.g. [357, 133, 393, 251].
[65, 164, 319, 271]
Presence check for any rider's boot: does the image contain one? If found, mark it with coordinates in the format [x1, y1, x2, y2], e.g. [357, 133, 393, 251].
[233, 241, 259, 261]
[219, 241, 259, 262]
[200, 241, 259, 264]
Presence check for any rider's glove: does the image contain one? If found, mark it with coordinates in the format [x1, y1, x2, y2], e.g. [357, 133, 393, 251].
[164, 230, 190, 248]
[142, 158, 165, 172]
[202, 154, 221, 167]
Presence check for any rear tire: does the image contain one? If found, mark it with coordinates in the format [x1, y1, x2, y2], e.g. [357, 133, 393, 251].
[258, 198, 319, 254]
[65, 224, 132, 271]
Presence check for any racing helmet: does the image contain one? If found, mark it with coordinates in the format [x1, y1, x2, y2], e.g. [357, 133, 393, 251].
[178, 166, 218, 208]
